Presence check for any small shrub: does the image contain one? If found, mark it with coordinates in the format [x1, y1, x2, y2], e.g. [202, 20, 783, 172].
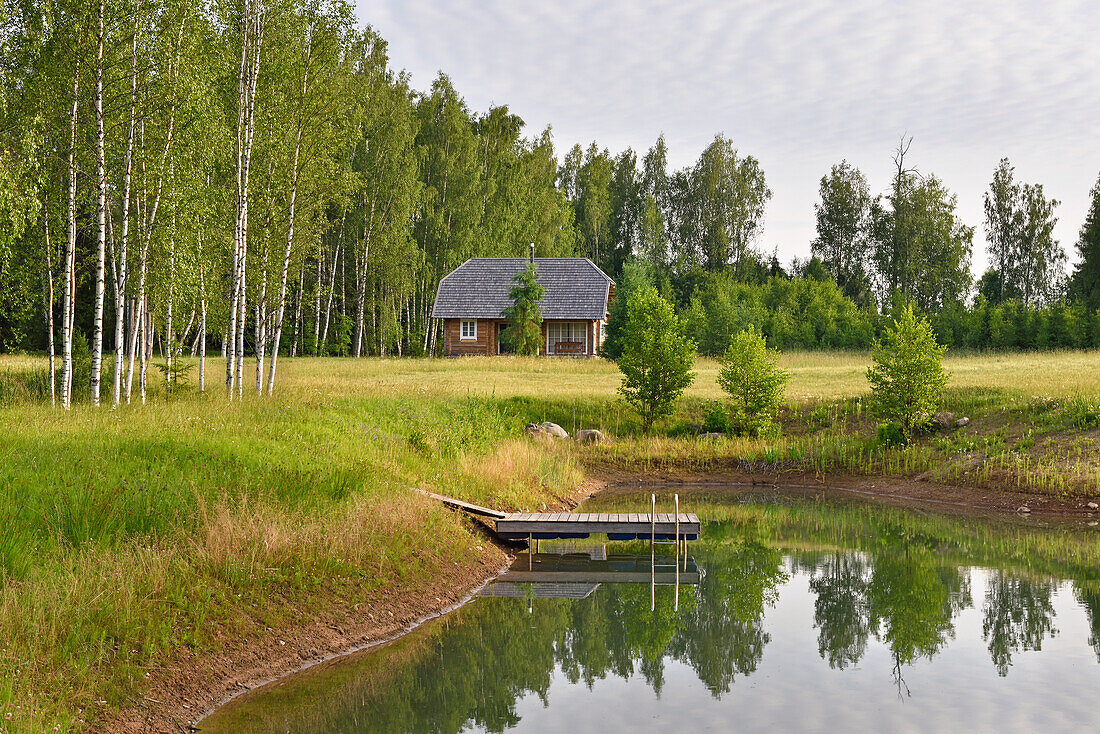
[500, 262, 545, 356]
[1063, 396, 1100, 430]
[717, 326, 790, 436]
[616, 285, 696, 432]
[866, 304, 948, 443]
[877, 421, 906, 447]
[702, 401, 730, 433]
[809, 404, 832, 430]
[154, 361, 195, 399]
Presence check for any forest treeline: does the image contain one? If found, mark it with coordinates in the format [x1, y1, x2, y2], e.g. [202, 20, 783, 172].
[2, 0, 1100, 406]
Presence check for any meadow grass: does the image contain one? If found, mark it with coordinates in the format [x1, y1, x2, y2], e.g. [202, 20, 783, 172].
[0, 350, 1098, 731]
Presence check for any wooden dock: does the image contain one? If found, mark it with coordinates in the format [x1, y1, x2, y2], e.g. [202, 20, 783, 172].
[494, 512, 700, 541]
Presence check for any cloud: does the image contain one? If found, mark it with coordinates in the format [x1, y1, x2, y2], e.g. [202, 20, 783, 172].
[361, 0, 1100, 270]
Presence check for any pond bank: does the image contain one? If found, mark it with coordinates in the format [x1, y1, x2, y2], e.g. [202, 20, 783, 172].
[125, 469, 1098, 734]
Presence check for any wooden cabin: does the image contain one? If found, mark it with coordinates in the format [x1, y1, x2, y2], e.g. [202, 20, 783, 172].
[431, 257, 614, 357]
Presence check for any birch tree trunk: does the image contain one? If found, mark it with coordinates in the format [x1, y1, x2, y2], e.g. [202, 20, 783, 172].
[312, 240, 322, 355]
[198, 232, 206, 391]
[290, 265, 303, 357]
[113, 24, 138, 407]
[91, 0, 107, 405]
[353, 205, 373, 358]
[267, 35, 312, 393]
[127, 19, 182, 401]
[42, 202, 56, 408]
[229, 0, 264, 397]
[61, 70, 80, 410]
[165, 224, 175, 385]
[320, 239, 340, 352]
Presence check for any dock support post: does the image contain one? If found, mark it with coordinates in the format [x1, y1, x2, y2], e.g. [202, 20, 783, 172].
[674, 494, 680, 612]
[651, 493, 656, 611]
[650, 493, 656, 552]
[675, 493, 680, 551]
[528, 533, 533, 571]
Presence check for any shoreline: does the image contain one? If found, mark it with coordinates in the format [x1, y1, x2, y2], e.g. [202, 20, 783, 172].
[119, 469, 1100, 733]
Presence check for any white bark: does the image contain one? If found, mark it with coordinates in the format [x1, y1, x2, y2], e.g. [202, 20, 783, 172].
[113, 22, 138, 408]
[267, 35, 312, 394]
[61, 70, 79, 410]
[290, 265, 303, 357]
[229, 0, 265, 398]
[312, 241, 322, 355]
[91, 0, 107, 406]
[42, 200, 56, 408]
[320, 240, 340, 352]
[165, 224, 175, 384]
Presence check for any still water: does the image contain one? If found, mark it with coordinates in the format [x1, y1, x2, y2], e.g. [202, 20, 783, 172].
[201, 488, 1100, 733]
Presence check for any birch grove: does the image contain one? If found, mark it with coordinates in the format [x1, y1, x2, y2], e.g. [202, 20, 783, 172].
[0, 0, 579, 407]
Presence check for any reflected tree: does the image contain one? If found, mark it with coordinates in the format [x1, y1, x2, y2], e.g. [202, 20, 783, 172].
[809, 551, 871, 670]
[669, 538, 787, 696]
[982, 572, 1059, 676]
[867, 542, 971, 695]
[1075, 581, 1100, 663]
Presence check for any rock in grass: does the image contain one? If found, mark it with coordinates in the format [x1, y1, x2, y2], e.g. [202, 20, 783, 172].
[933, 412, 956, 430]
[699, 432, 726, 440]
[525, 423, 549, 438]
[955, 417, 970, 428]
[1087, 501, 1099, 510]
[541, 422, 569, 439]
[1017, 506, 1031, 514]
[575, 429, 607, 444]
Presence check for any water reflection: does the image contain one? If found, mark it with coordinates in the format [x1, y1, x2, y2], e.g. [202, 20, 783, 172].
[201, 497, 1100, 734]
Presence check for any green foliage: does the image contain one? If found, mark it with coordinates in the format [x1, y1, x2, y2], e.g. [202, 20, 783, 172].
[717, 326, 790, 436]
[153, 360, 194, 399]
[867, 305, 948, 442]
[500, 262, 544, 356]
[600, 259, 655, 359]
[983, 158, 1065, 308]
[702, 400, 730, 433]
[877, 421, 906, 448]
[616, 286, 696, 432]
[682, 272, 876, 355]
[870, 142, 973, 312]
[813, 160, 873, 305]
[1071, 172, 1100, 312]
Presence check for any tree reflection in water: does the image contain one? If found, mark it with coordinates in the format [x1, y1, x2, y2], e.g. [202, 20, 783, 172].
[201, 508, 1099, 734]
[808, 551, 871, 670]
[982, 572, 1058, 676]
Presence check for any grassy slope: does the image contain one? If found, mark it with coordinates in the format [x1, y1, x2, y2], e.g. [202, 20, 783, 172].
[0, 351, 1098, 731]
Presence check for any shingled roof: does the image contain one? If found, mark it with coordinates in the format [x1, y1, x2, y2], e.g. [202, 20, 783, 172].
[431, 258, 613, 320]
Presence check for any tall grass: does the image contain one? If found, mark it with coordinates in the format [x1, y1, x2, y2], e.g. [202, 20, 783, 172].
[0, 351, 1098, 732]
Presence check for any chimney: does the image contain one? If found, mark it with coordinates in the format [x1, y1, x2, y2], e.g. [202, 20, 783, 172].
[529, 242, 535, 263]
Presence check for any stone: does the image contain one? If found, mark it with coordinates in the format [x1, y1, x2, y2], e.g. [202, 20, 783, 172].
[1017, 506, 1031, 514]
[1086, 502, 1099, 510]
[525, 423, 549, 438]
[541, 422, 569, 439]
[954, 417, 970, 428]
[699, 432, 726, 440]
[933, 412, 956, 429]
[575, 429, 607, 444]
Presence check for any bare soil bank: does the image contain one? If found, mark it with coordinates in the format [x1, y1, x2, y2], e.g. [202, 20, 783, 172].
[113, 471, 1096, 732]
[595, 468, 1100, 520]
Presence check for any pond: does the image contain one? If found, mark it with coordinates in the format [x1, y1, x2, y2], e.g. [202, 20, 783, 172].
[200, 487, 1100, 733]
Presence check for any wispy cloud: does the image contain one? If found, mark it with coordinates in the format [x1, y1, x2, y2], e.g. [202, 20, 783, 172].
[363, 0, 1100, 269]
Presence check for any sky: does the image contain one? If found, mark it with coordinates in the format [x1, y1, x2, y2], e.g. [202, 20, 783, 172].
[358, 0, 1100, 274]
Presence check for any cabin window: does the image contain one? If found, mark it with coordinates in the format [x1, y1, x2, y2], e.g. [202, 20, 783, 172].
[547, 321, 588, 355]
[460, 320, 477, 340]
